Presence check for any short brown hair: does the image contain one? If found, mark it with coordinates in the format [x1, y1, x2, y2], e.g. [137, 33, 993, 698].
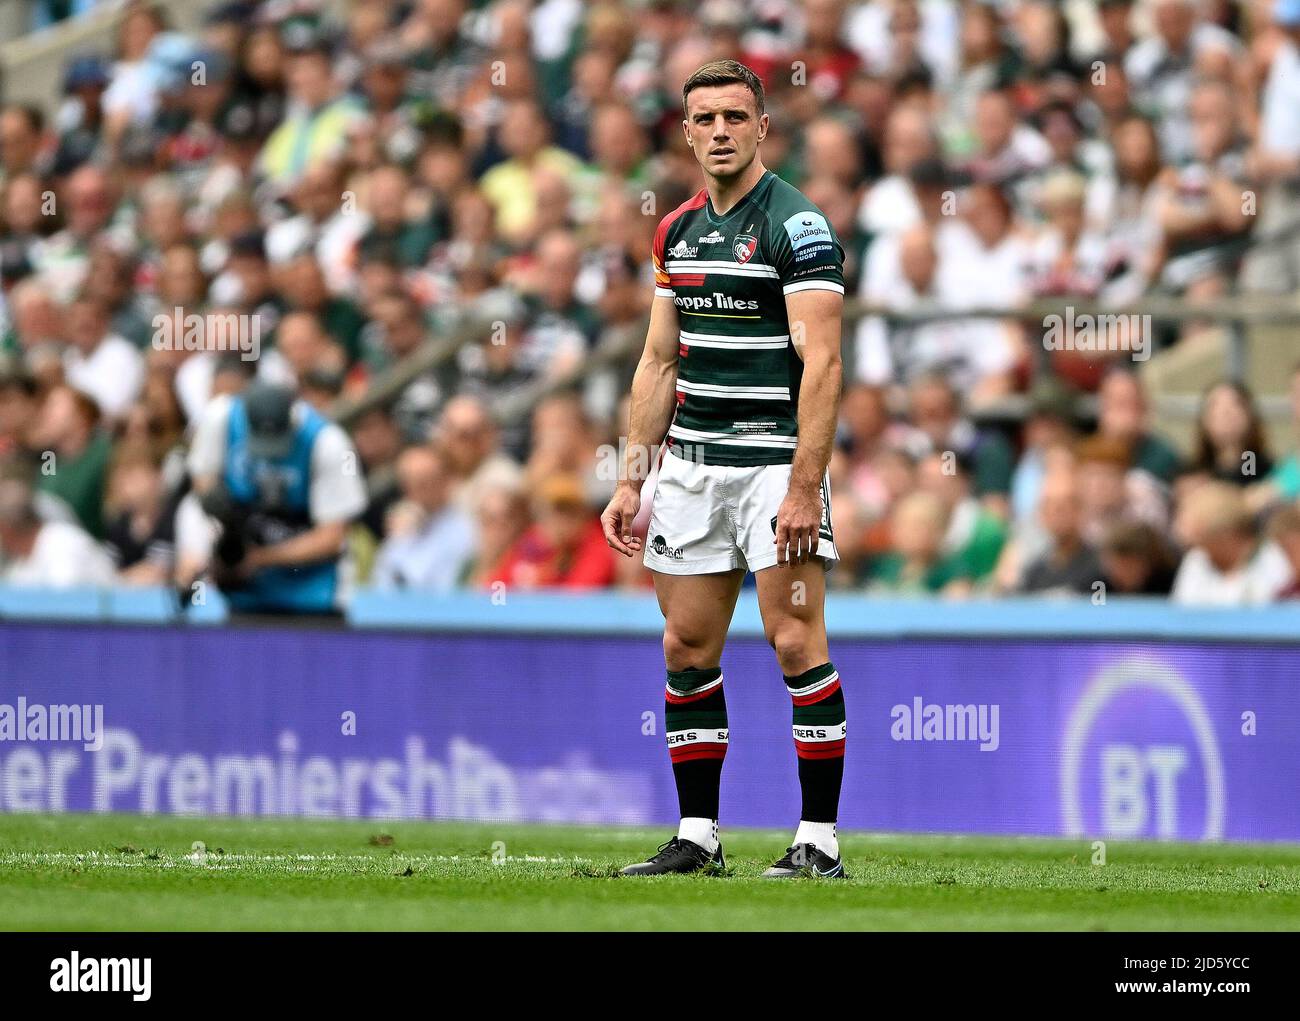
[682, 60, 765, 117]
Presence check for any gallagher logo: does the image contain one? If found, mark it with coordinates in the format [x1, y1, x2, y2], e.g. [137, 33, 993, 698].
[733, 234, 758, 264]
[650, 534, 684, 559]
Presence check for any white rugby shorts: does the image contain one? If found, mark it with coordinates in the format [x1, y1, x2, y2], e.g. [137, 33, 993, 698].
[642, 450, 838, 575]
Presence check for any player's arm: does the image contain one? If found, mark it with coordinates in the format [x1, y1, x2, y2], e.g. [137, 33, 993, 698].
[602, 293, 681, 556]
[777, 288, 843, 566]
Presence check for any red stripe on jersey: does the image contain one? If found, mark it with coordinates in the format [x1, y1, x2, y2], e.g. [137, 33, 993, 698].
[652, 191, 709, 284]
[791, 679, 841, 706]
[795, 739, 846, 760]
[668, 274, 706, 287]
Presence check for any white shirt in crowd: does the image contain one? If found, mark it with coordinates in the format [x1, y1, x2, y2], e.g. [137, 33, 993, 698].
[1171, 542, 1293, 607]
[1260, 37, 1300, 159]
[855, 220, 1024, 392]
[64, 333, 144, 420]
[2, 520, 116, 588]
[371, 505, 477, 592]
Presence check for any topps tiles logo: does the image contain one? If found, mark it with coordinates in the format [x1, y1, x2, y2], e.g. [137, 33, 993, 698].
[152, 307, 261, 361]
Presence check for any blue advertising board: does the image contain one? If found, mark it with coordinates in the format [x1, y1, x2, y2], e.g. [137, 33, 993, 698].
[1, 606, 1296, 841]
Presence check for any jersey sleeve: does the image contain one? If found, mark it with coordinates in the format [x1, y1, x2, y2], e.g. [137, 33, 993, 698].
[651, 215, 675, 299]
[769, 205, 845, 297]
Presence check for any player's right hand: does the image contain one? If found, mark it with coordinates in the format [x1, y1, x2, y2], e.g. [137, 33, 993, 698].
[601, 485, 642, 557]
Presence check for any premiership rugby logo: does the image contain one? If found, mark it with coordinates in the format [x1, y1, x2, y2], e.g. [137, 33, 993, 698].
[733, 234, 758, 264]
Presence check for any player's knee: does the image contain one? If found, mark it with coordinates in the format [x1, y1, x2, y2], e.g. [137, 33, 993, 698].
[767, 619, 817, 675]
[663, 628, 717, 672]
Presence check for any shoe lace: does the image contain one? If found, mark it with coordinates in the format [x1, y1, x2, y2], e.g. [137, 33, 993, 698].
[647, 837, 683, 863]
[774, 844, 817, 869]
[773, 845, 800, 868]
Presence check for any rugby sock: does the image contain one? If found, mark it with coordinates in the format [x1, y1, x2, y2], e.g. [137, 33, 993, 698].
[794, 820, 839, 860]
[785, 663, 846, 840]
[665, 666, 728, 851]
[678, 817, 719, 851]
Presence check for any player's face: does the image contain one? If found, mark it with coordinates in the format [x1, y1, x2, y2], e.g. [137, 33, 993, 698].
[682, 84, 767, 181]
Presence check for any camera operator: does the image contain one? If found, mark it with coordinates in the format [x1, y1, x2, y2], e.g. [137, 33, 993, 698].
[182, 382, 366, 614]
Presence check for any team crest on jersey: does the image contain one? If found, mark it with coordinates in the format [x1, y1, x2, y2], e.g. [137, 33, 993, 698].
[733, 234, 758, 264]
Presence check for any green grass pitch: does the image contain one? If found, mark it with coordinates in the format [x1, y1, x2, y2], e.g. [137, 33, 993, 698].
[2, 813, 1298, 931]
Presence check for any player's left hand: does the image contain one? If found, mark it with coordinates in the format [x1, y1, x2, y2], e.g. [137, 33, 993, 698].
[774, 484, 820, 567]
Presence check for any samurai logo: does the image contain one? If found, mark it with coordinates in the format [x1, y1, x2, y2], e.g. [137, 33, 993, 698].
[651, 534, 684, 559]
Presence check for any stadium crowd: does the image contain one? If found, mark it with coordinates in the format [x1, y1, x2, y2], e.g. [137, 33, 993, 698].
[3, 0, 1300, 608]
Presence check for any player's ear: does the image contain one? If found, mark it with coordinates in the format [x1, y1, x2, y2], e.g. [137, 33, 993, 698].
[682, 119, 692, 145]
[758, 112, 769, 142]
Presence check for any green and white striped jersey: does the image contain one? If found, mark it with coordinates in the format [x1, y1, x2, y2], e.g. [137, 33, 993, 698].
[651, 169, 845, 466]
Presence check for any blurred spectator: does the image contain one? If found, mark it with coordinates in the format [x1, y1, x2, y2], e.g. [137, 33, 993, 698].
[1153, 80, 1252, 308]
[62, 294, 144, 420]
[258, 41, 364, 192]
[1126, 0, 1241, 164]
[1171, 481, 1291, 605]
[0, 461, 114, 587]
[1100, 520, 1177, 596]
[1019, 471, 1103, 596]
[1251, 363, 1300, 511]
[902, 374, 1014, 516]
[1010, 378, 1078, 525]
[915, 449, 1006, 585]
[432, 394, 523, 515]
[102, 446, 173, 585]
[462, 483, 529, 588]
[30, 384, 112, 538]
[371, 445, 475, 591]
[1242, 0, 1300, 292]
[1266, 503, 1300, 599]
[486, 473, 614, 590]
[0, 366, 38, 459]
[1095, 367, 1182, 485]
[1192, 380, 1274, 487]
[868, 490, 970, 596]
[1075, 433, 1167, 546]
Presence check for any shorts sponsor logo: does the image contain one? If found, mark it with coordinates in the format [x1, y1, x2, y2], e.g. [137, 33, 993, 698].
[650, 534, 685, 560]
[733, 233, 758, 264]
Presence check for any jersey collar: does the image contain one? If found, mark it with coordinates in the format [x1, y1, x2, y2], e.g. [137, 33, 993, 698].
[704, 169, 771, 225]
